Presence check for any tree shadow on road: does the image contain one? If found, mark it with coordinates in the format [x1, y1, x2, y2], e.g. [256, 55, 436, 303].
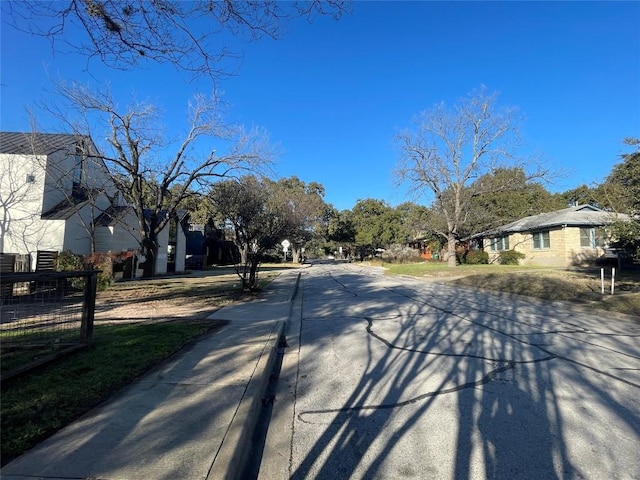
[286, 266, 640, 479]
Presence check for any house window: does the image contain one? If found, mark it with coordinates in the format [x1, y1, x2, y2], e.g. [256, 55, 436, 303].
[580, 227, 605, 248]
[532, 231, 550, 249]
[489, 235, 510, 251]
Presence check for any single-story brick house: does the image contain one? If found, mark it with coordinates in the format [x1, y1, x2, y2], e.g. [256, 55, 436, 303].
[470, 205, 631, 267]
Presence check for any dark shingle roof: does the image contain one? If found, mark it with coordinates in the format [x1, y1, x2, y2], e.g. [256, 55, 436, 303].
[94, 206, 134, 227]
[0, 132, 92, 156]
[95, 206, 189, 227]
[41, 198, 91, 220]
[473, 205, 630, 238]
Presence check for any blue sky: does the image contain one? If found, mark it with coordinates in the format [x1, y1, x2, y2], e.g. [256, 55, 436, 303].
[2, 1, 639, 211]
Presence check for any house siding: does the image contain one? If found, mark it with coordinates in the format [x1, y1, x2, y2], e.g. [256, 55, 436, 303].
[523, 228, 567, 267]
[42, 150, 73, 214]
[484, 226, 607, 267]
[175, 226, 186, 273]
[94, 209, 141, 254]
[564, 227, 606, 266]
[2, 133, 186, 275]
[0, 152, 67, 262]
[1, 153, 115, 261]
[94, 211, 178, 275]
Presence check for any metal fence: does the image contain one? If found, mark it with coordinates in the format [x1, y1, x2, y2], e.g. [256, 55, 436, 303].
[0, 270, 98, 381]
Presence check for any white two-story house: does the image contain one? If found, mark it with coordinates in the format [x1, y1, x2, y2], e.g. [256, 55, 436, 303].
[0, 131, 186, 275]
[0, 132, 116, 267]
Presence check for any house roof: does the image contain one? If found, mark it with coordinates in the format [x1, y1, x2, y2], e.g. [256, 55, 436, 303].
[95, 206, 134, 227]
[472, 205, 630, 238]
[41, 198, 92, 220]
[0, 131, 95, 156]
[94, 206, 189, 227]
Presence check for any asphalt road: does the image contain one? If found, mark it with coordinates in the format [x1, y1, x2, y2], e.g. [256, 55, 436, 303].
[261, 262, 640, 480]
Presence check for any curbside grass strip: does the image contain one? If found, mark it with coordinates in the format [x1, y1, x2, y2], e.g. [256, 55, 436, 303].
[207, 320, 284, 480]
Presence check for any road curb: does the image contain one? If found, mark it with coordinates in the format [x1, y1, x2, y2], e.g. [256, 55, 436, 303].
[287, 272, 302, 303]
[209, 272, 301, 480]
[207, 320, 284, 480]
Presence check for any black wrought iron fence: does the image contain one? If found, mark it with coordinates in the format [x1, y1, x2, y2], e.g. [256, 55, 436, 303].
[0, 270, 98, 381]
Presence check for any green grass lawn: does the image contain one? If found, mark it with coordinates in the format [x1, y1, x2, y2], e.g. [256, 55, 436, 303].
[0, 266, 295, 465]
[383, 262, 543, 277]
[0, 320, 226, 465]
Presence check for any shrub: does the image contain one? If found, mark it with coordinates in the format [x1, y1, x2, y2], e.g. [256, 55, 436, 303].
[56, 250, 83, 272]
[84, 253, 115, 291]
[56, 250, 85, 289]
[498, 249, 525, 265]
[464, 249, 489, 265]
[380, 244, 423, 263]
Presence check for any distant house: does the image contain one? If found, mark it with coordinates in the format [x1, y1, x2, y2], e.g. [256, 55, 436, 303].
[0, 131, 116, 268]
[471, 205, 630, 267]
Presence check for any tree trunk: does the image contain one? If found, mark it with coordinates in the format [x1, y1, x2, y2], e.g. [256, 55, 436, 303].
[248, 255, 259, 289]
[141, 237, 158, 277]
[447, 233, 457, 267]
[240, 244, 249, 266]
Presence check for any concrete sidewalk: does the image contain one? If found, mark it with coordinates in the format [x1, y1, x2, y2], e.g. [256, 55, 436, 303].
[1, 270, 301, 480]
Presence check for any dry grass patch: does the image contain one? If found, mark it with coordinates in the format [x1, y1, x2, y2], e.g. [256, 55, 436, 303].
[380, 262, 640, 317]
[450, 269, 640, 316]
[94, 267, 284, 323]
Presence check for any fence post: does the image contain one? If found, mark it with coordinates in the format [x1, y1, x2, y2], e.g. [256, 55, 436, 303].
[81, 271, 98, 343]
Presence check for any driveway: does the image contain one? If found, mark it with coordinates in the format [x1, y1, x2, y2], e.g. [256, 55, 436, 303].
[263, 262, 640, 479]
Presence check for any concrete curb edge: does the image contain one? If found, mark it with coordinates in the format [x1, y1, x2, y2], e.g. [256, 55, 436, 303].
[208, 320, 285, 480]
[287, 272, 302, 303]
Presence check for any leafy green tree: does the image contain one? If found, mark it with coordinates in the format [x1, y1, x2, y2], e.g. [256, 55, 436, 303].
[209, 175, 328, 288]
[559, 184, 601, 208]
[318, 206, 356, 258]
[394, 202, 434, 243]
[268, 177, 328, 263]
[326, 206, 356, 244]
[210, 176, 281, 289]
[350, 199, 402, 258]
[599, 138, 640, 260]
[598, 138, 640, 214]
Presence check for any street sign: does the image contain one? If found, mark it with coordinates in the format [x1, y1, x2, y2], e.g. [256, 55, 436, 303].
[281, 239, 290, 252]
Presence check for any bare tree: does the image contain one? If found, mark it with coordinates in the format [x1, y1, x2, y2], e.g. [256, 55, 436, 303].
[4, 1, 349, 79]
[47, 82, 273, 276]
[395, 86, 546, 267]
